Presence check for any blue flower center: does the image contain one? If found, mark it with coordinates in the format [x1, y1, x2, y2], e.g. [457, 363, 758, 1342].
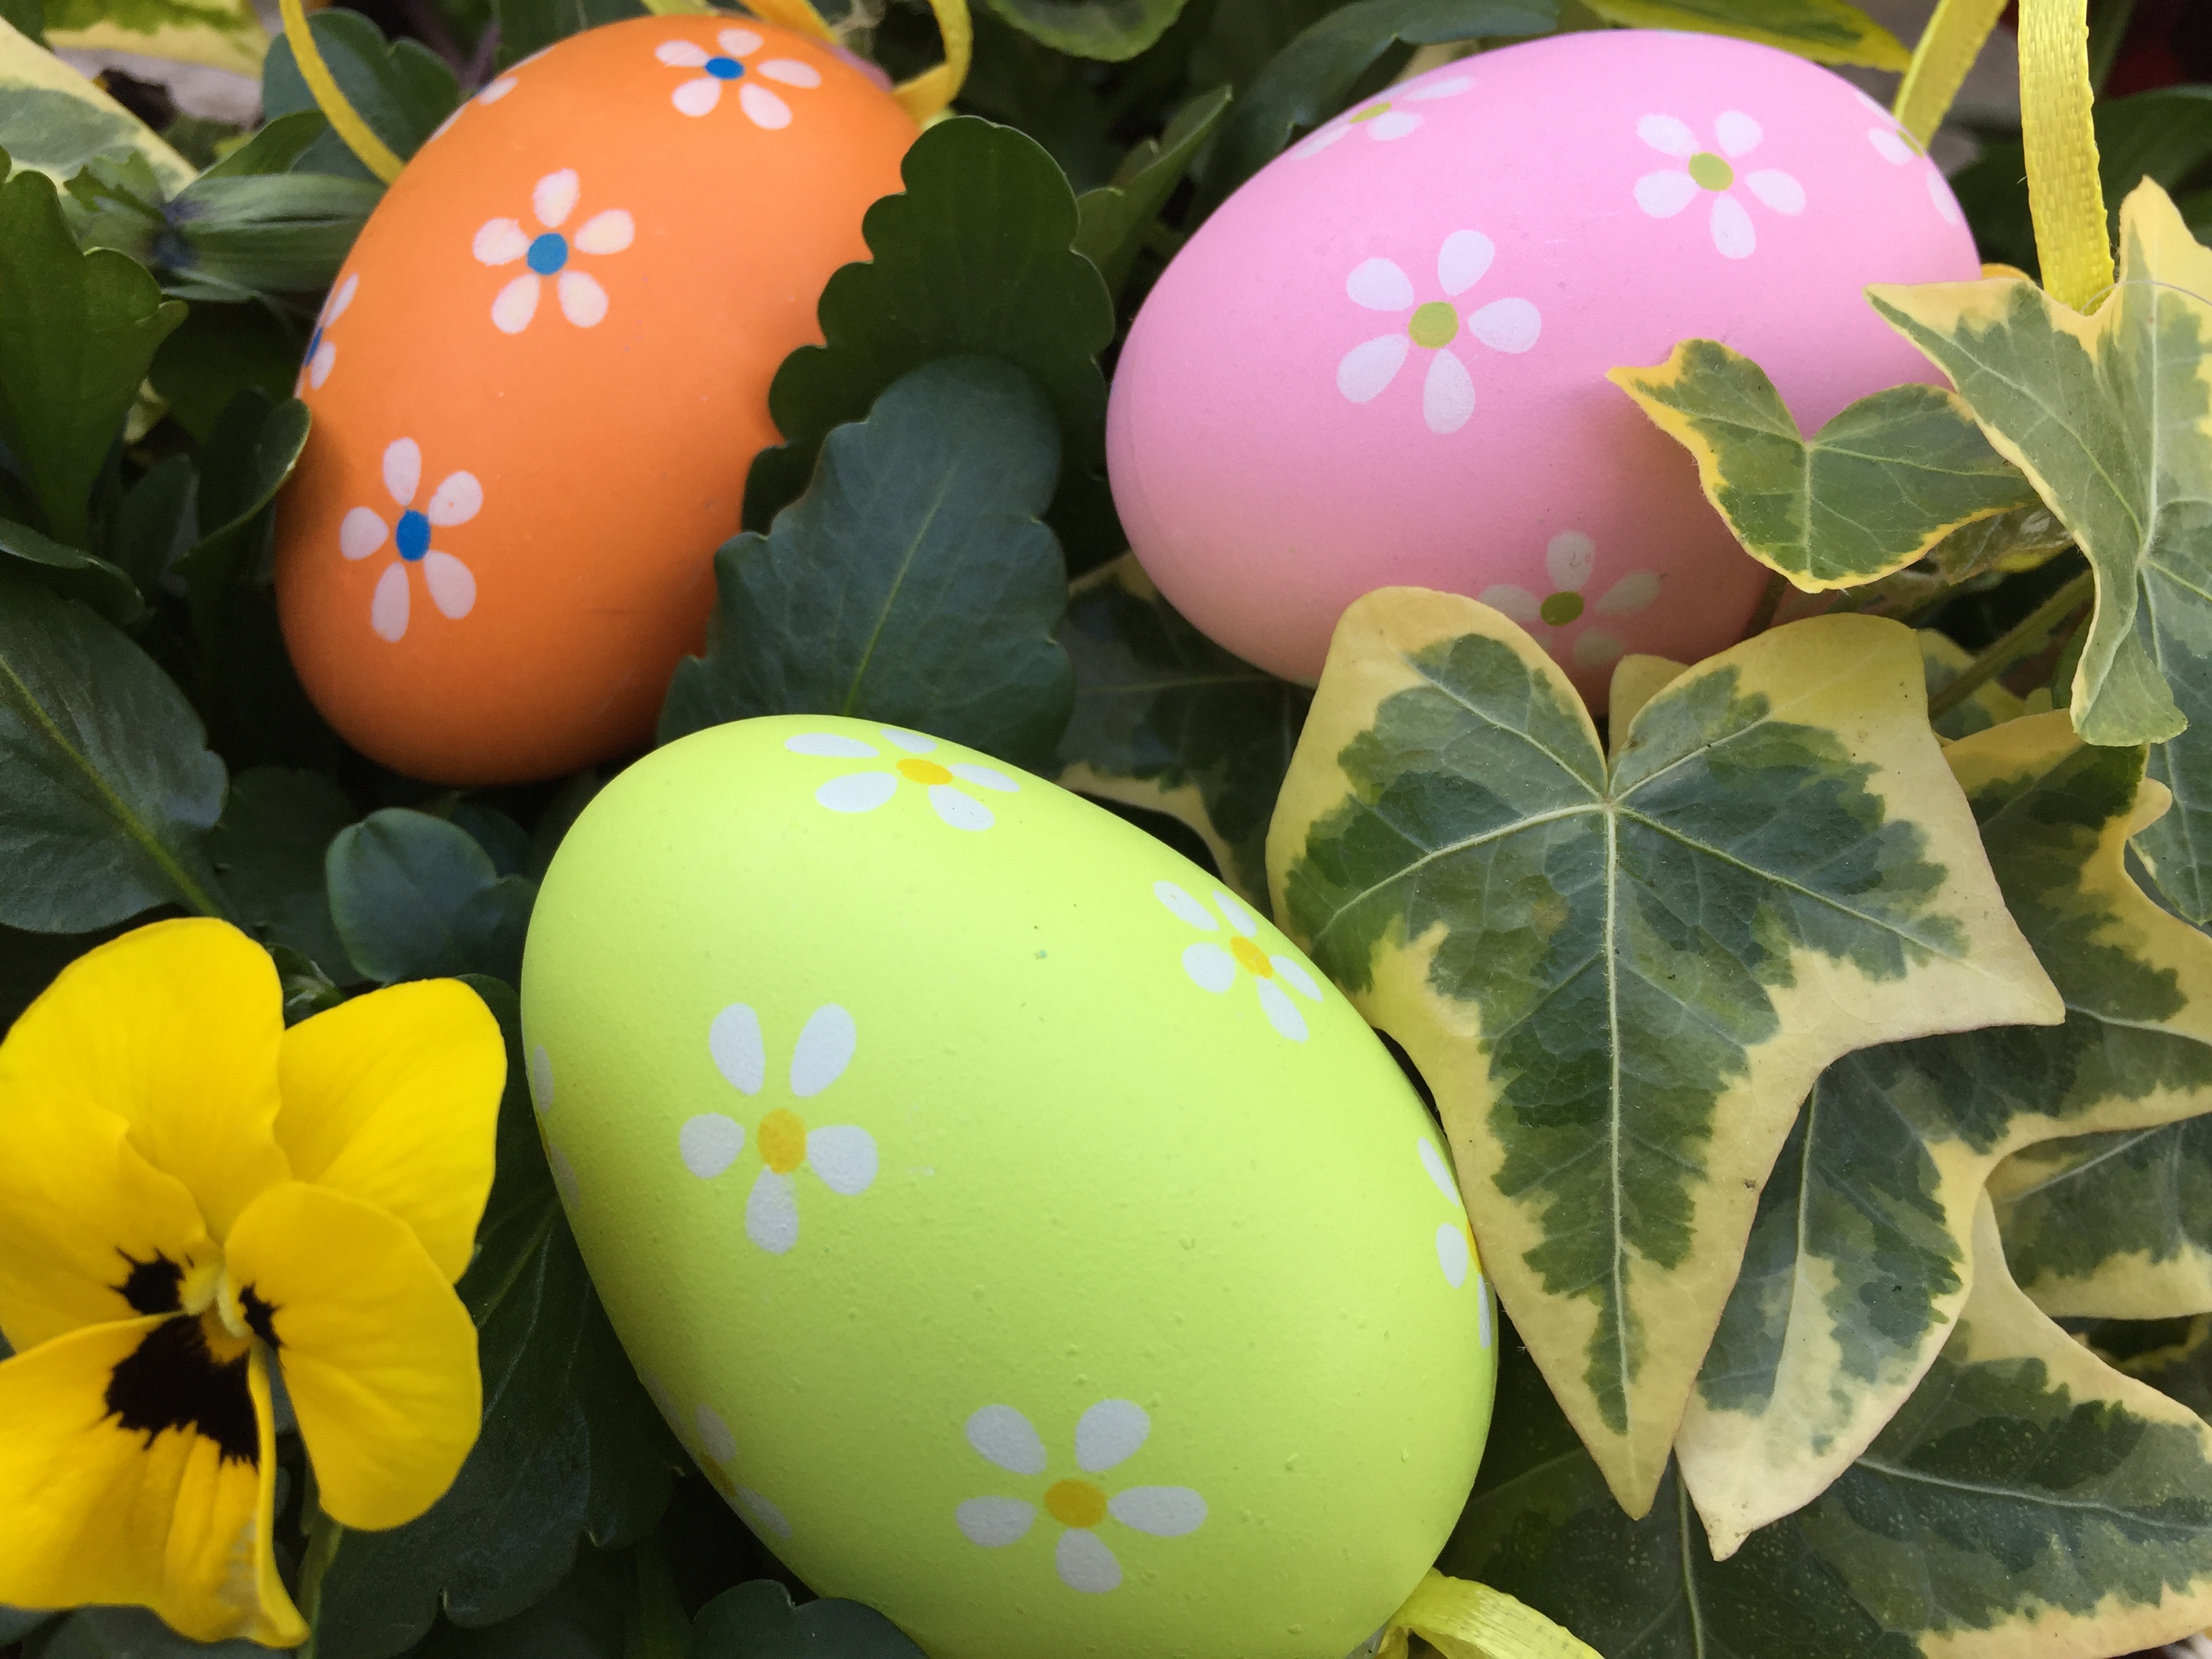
[705, 54, 743, 79]
[396, 509, 431, 562]
[527, 232, 569, 275]
[306, 325, 324, 357]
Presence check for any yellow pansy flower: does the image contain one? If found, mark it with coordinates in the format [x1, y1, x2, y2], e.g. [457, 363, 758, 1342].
[0, 919, 504, 1645]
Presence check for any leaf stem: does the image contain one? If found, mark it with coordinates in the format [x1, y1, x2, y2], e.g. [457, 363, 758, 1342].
[1741, 570, 1788, 639]
[1925, 569, 2095, 722]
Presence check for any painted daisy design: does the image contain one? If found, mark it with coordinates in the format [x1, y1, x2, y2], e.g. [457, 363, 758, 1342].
[1634, 111, 1805, 259]
[656, 28, 822, 125]
[1418, 1138, 1479, 1292]
[426, 69, 519, 144]
[473, 169, 633, 334]
[1480, 531, 1660, 672]
[955, 1399, 1205, 1593]
[785, 728, 1019, 832]
[688, 1401, 795, 1539]
[1856, 91, 1965, 226]
[1337, 230, 1541, 435]
[1292, 71, 1472, 157]
[298, 272, 356, 393]
[679, 1002, 876, 1256]
[1153, 879, 1324, 1042]
[340, 438, 480, 644]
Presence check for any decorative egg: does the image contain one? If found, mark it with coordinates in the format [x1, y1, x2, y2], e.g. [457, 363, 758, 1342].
[520, 714, 1495, 1658]
[275, 19, 915, 784]
[1107, 29, 1980, 703]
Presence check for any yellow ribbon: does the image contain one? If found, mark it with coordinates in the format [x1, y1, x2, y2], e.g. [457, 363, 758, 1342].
[1891, 0, 2007, 147]
[1376, 1572, 1605, 1659]
[276, 0, 404, 183]
[2018, 0, 2113, 311]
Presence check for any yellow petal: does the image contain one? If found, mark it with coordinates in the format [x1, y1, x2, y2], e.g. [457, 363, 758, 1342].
[0, 1317, 304, 1645]
[226, 1182, 481, 1530]
[275, 979, 504, 1282]
[0, 919, 290, 1238]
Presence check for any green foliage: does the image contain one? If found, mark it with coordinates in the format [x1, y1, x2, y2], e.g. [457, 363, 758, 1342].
[978, 0, 1188, 62]
[325, 810, 537, 985]
[1071, 84, 1229, 299]
[689, 1582, 926, 1659]
[1576, 0, 1906, 67]
[493, 0, 644, 72]
[262, 8, 459, 180]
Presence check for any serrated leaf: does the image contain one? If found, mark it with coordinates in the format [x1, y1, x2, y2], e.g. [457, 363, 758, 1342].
[662, 357, 1074, 769]
[1073, 84, 1229, 298]
[1610, 340, 2039, 591]
[262, 8, 457, 180]
[1448, 1201, 2212, 1659]
[1267, 589, 2060, 1515]
[1920, 629, 2023, 741]
[325, 808, 536, 984]
[0, 18, 195, 189]
[980, 0, 1187, 61]
[0, 512, 139, 621]
[207, 764, 352, 970]
[1054, 552, 1307, 907]
[1577, 0, 1907, 68]
[691, 1582, 926, 1659]
[304, 980, 676, 1659]
[744, 118, 1116, 552]
[1992, 1113, 2212, 1319]
[1679, 713, 2212, 1553]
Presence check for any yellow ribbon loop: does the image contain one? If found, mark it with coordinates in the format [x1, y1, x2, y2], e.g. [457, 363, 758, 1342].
[1375, 1572, 1605, 1659]
[276, 0, 404, 184]
[1891, 0, 2007, 147]
[2018, 0, 2114, 312]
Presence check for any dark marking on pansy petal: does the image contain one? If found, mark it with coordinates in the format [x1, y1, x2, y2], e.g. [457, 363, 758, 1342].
[115, 1251, 184, 1316]
[105, 1317, 258, 1465]
[239, 1284, 279, 1349]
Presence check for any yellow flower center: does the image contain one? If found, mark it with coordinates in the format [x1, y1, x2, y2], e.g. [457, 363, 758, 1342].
[1349, 101, 1389, 123]
[1231, 937, 1273, 977]
[1688, 150, 1734, 191]
[1045, 1478, 1108, 1528]
[1540, 590, 1584, 626]
[1408, 301, 1458, 349]
[758, 1108, 808, 1174]
[898, 758, 953, 785]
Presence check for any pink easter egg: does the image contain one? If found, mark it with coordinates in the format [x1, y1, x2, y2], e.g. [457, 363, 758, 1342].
[1107, 29, 1979, 705]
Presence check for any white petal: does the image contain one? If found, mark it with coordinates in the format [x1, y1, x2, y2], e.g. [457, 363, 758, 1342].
[527, 1044, 552, 1113]
[472, 217, 529, 266]
[326, 272, 358, 321]
[1479, 1285, 1494, 1348]
[680, 1113, 744, 1179]
[929, 785, 994, 832]
[422, 551, 476, 619]
[1154, 880, 1216, 932]
[1422, 347, 1475, 435]
[1467, 296, 1540, 354]
[1337, 333, 1409, 404]
[878, 726, 936, 753]
[785, 732, 878, 758]
[709, 1002, 765, 1094]
[1057, 1529, 1121, 1593]
[1635, 170, 1699, 218]
[492, 273, 540, 333]
[573, 209, 634, 254]
[806, 1125, 876, 1195]
[1868, 126, 1913, 165]
[533, 167, 579, 229]
[1435, 228, 1494, 297]
[1637, 113, 1696, 157]
[735, 1488, 793, 1539]
[740, 83, 792, 128]
[308, 340, 335, 389]
[1109, 1486, 1206, 1536]
[1479, 585, 1542, 625]
[790, 1004, 856, 1098]
[1408, 73, 1471, 100]
[1419, 1136, 1460, 1205]
[1711, 193, 1756, 258]
[673, 77, 721, 115]
[759, 57, 821, 86]
[1546, 530, 1595, 591]
[426, 470, 482, 527]
[1714, 109, 1762, 157]
[745, 1168, 798, 1254]
[476, 74, 517, 103]
[1290, 122, 1351, 157]
[815, 771, 897, 813]
[1367, 109, 1422, 140]
[717, 26, 762, 54]
[371, 562, 409, 642]
[948, 762, 1017, 793]
[339, 506, 386, 560]
[558, 269, 608, 327]
[956, 1496, 1036, 1547]
[966, 1405, 1047, 1476]
[1596, 570, 1662, 616]
[1269, 955, 1322, 1001]
[1213, 891, 1258, 938]
[1929, 167, 1965, 225]
[1256, 978, 1309, 1041]
[1747, 169, 1805, 215]
[548, 1143, 579, 1210]
[382, 437, 420, 507]
[1346, 257, 1416, 312]
[695, 1403, 738, 1462]
[1436, 1222, 1472, 1288]
[1573, 629, 1627, 670]
[1076, 1399, 1149, 1473]
[656, 39, 710, 66]
[1182, 941, 1235, 994]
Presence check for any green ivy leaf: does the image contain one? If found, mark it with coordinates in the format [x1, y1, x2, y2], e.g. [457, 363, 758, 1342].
[1923, 499, 2075, 586]
[493, 0, 644, 72]
[0, 162, 184, 548]
[663, 357, 1075, 769]
[305, 980, 678, 1659]
[1576, 0, 1908, 68]
[1054, 553, 1306, 907]
[690, 1582, 926, 1659]
[1609, 339, 2040, 591]
[1071, 84, 1229, 299]
[325, 808, 536, 984]
[207, 764, 353, 970]
[0, 20, 195, 190]
[979, 0, 1189, 62]
[262, 9, 457, 180]
[0, 512, 140, 622]
[1267, 590, 2061, 1515]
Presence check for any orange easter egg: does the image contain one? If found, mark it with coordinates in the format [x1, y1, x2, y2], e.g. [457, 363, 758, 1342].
[275, 17, 916, 785]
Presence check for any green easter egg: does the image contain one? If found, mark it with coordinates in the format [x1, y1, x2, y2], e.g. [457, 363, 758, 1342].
[520, 714, 1495, 1658]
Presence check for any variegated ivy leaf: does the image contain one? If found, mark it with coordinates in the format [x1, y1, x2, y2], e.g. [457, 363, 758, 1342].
[1921, 629, 2025, 741]
[1608, 339, 2039, 591]
[1677, 713, 2212, 1556]
[0, 18, 194, 192]
[1576, 0, 1908, 68]
[1267, 590, 2059, 1515]
[1926, 499, 2074, 585]
[1993, 1114, 2212, 1318]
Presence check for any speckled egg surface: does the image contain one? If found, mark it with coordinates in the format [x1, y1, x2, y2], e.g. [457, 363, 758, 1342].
[520, 715, 1495, 1659]
[274, 20, 914, 785]
[1107, 28, 1980, 703]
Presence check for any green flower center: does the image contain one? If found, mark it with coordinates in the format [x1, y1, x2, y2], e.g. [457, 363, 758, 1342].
[1540, 590, 1584, 626]
[1689, 151, 1734, 191]
[1350, 101, 1390, 123]
[1408, 302, 1459, 349]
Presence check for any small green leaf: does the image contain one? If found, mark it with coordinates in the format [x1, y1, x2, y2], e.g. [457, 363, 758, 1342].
[1055, 552, 1307, 907]
[166, 171, 382, 295]
[979, 0, 1188, 60]
[1267, 590, 2061, 1515]
[493, 0, 645, 72]
[196, 107, 329, 180]
[207, 764, 353, 970]
[148, 300, 301, 441]
[1578, 0, 1908, 68]
[1609, 340, 2039, 591]
[0, 164, 184, 548]
[1920, 629, 2023, 741]
[103, 450, 194, 596]
[1073, 85, 1229, 298]
[0, 512, 139, 621]
[325, 808, 536, 984]
[1994, 1114, 2212, 1319]
[690, 1582, 926, 1659]
[0, 570, 229, 930]
[0, 20, 195, 190]
[261, 8, 457, 179]
[664, 357, 1075, 769]
[177, 391, 311, 653]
